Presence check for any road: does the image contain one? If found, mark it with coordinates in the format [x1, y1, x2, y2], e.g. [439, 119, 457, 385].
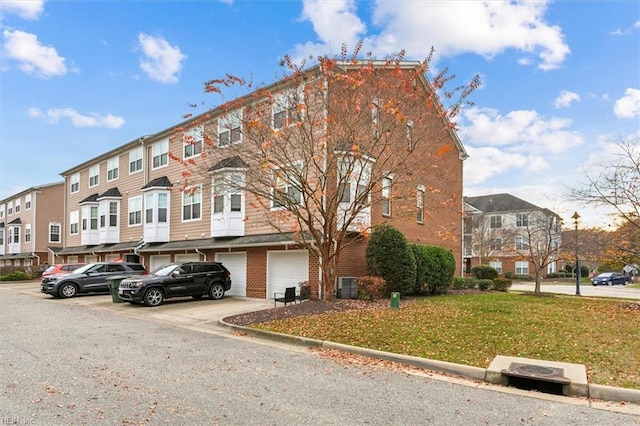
[511, 281, 640, 299]
[0, 284, 639, 425]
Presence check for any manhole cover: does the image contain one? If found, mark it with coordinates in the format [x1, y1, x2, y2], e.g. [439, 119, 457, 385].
[501, 362, 570, 384]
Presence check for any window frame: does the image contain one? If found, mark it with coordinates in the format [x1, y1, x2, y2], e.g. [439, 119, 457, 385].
[381, 176, 392, 217]
[515, 261, 529, 275]
[416, 185, 425, 223]
[25, 224, 31, 243]
[218, 111, 243, 147]
[272, 88, 304, 130]
[516, 213, 529, 227]
[15, 199, 21, 214]
[49, 222, 61, 243]
[70, 173, 80, 193]
[270, 163, 303, 209]
[129, 146, 143, 174]
[107, 156, 119, 182]
[25, 194, 31, 210]
[89, 165, 100, 187]
[183, 128, 204, 158]
[70, 210, 79, 235]
[182, 185, 202, 222]
[490, 215, 502, 229]
[128, 196, 143, 226]
[152, 140, 169, 169]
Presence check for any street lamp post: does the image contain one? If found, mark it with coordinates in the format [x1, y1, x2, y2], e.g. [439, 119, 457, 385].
[572, 211, 581, 296]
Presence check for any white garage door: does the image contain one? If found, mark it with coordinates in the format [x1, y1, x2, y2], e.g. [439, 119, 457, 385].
[149, 255, 171, 272]
[216, 252, 247, 297]
[267, 250, 309, 299]
[175, 253, 201, 262]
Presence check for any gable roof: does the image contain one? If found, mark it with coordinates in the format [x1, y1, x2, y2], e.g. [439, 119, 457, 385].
[464, 193, 541, 213]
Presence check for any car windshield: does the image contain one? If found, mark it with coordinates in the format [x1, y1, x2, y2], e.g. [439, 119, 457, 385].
[597, 273, 613, 278]
[43, 266, 56, 273]
[152, 264, 180, 277]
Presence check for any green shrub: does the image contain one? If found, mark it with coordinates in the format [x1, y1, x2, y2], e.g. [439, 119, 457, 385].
[471, 265, 499, 280]
[410, 244, 428, 295]
[492, 278, 512, 292]
[504, 271, 513, 279]
[513, 274, 533, 281]
[420, 245, 456, 295]
[465, 278, 478, 289]
[356, 276, 386, 301]
[477, 279, 493, 291]
[366, 224, 416, 295]
[452, 277, 467, 290]
[0, 271, 32, 281]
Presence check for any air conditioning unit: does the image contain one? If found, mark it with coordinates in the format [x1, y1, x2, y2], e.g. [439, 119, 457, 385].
[337, 277, 358, 299]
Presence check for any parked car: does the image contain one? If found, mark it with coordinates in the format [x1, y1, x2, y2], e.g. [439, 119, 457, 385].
[41, 263, 87, 278]
[41, 262, 147, 298]
[118, 262, 231, 307]
[591, 272, 629, 286]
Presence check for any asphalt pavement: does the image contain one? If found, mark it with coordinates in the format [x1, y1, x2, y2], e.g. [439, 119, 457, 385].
[1, 280, 639, 424]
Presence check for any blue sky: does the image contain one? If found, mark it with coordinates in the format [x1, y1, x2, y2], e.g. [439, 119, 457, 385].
[1, 0, 639, 228]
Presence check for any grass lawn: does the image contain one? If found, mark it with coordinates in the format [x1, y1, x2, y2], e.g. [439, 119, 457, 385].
[255, 292, 640, 389]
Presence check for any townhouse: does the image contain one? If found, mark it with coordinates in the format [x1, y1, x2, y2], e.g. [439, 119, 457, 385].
[49, 60, 466, 299]
[463, 193, 562, 277]
[0, 182, 64, 271]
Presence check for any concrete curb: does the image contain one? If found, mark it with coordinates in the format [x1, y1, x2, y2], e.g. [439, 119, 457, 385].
[219, 319, 640, 405]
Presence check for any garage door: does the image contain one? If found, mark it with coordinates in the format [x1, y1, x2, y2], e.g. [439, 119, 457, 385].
[149, 255, 171, 272]
[216, 252, 247, 297]
[267, 250, 309, 299]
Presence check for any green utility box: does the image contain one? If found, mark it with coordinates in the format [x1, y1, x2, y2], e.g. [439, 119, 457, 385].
[390, 292, 400, 309]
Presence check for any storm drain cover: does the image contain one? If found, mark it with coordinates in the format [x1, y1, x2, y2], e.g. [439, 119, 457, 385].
[501, 362, 570, 384]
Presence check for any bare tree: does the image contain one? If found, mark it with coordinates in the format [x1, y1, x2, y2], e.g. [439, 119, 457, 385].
[463, 211, 503, 265]
[570, 135, 640, 257]
[172, 45, 479, 300]
[502, 210, 563, 294]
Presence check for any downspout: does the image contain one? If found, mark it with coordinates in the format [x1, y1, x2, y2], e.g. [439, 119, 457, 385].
[195, 248, 206, 261]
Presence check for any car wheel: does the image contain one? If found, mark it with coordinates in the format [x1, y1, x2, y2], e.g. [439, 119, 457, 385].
[209, 283, 225, 300]
[608, 281, 613, 286]
[143, 288, 164, 307]
[59, 283, 78, 298]
[192, 294, 203, 300]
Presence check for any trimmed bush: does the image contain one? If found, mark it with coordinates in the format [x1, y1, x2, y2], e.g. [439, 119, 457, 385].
[477, 279, 493, 291]
[410, 244, 428, 295]
[513, 274, 533, 281]
[492, 278, 512, 292]
[452, 277, 467, 290]
[504, 271, 513, 279]
[366, 224, 416, 295]
[356, 276, 386, 301]
[0, 271, 32, 281]
[471, 265, 499, 280]
[420, 245, 456, 295]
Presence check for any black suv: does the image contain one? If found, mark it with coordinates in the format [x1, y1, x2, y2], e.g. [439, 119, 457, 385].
[41, 262, 147, 298]
[118, 262, 231, 307]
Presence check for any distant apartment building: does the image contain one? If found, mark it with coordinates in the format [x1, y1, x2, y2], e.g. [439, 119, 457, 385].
[0, 182, 64, 271]
[51, 61, 466, 299]
[463, 193, 562, 277]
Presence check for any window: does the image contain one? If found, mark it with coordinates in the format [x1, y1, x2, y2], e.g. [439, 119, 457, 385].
[490, 238, 502, 251]
[372, 98, 380, 139]
[381, 176, 392, 217]
[407, 120, 414, 151]
[515, 261, 529, 275]
[129, 147, 143, 174]
[145, 192, 168, 224]
[82, 206, 98, 230]
[218, 112, 242, 147]
[70, 211, 79, 235]
[184, 128, 203, 158]
[152, 140, 168, 169]
[416, 186, 424, 223]
[0, 205, 4, 218]
[70, 173, 80, 193]
[0, 229, 4, 245]
[213, 175, 243, 214]
[25, 224, 31, 243]
[100, 202, 118, 228]
[337, 160, 370, 206]
[7, 201, 13, 215]
[515, 235, 528, 250]
[25, 194, 31, 210]
[9, 226, 20, 244]
[490, 215, 502, 229]
[89, 165, 100, 187]
[128, 196, 142, 226]
[271, 166, 302, 208]
[107, 156, 119, 181]
[182, 186, 202, 221]
[49, 223, 61, 243]
[516, 213, 528, 227]
[15, 199, 20, 213]
[272, 89, 303, 130]
[489, 261, 502, 274]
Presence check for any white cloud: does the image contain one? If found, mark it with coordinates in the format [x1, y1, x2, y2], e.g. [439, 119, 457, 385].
[613, 88, 640, 118]
[2, 29, 66, 78]
[463, 146, 528, 185]
[290, 0, 366, 62]
[460, 107, 583, 155]
[1, 0, 45, 20]
[554, 90, 580, 108]
[28, 107, 125, 129]
[137, 33, 186, 84]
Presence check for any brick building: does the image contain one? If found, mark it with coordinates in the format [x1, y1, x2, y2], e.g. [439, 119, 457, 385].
[0, 182, 64, 271]
[51, 60, 466, 299]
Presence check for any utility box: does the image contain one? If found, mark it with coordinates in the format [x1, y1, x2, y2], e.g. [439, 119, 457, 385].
[337, 277, 358, 299]
[390, 292, 400, 309]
